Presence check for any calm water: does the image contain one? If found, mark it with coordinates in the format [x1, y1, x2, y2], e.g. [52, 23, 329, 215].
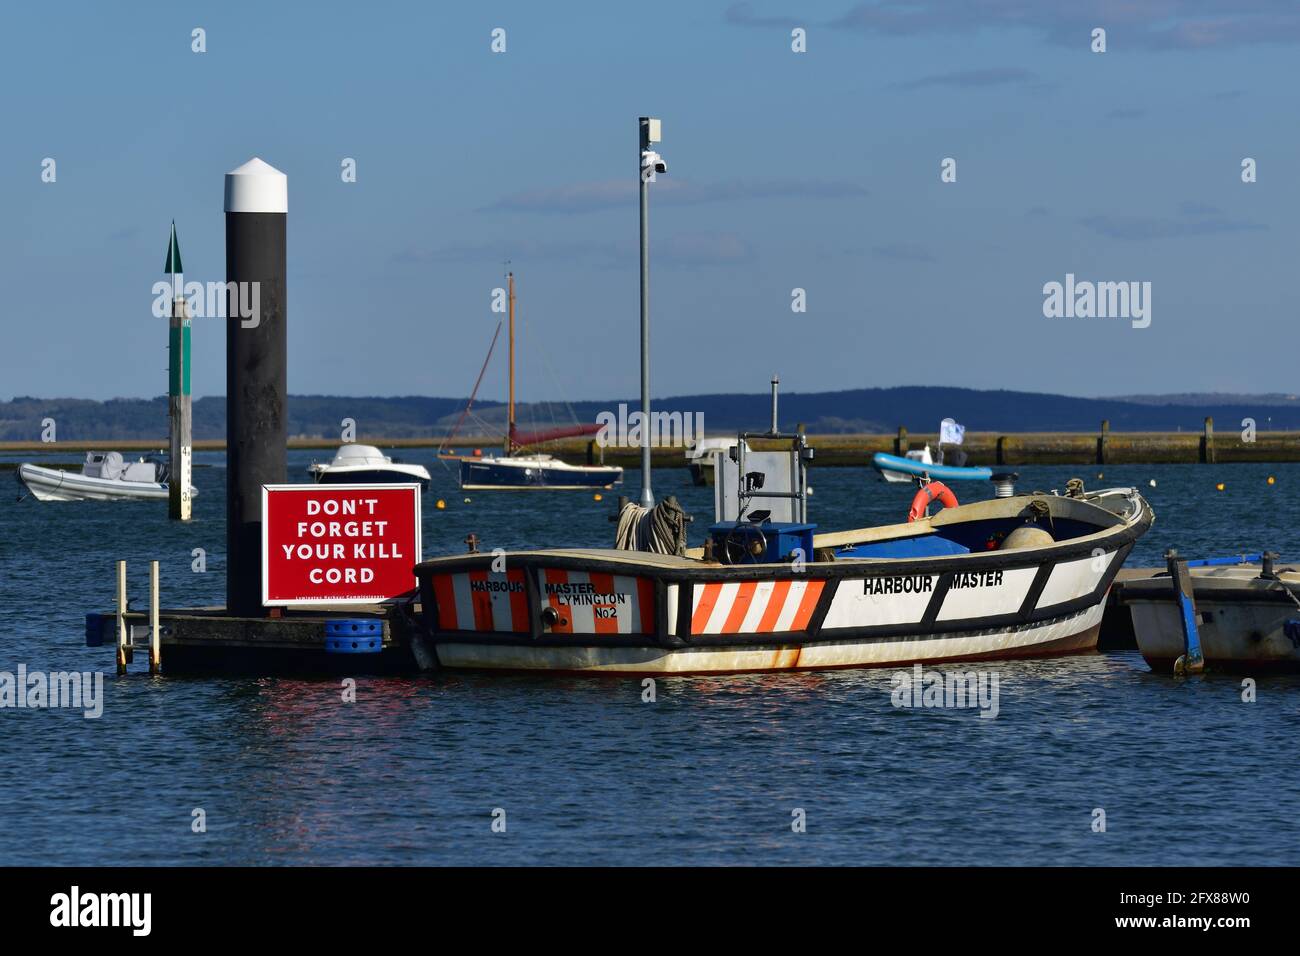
[1, 451, 1298, 865]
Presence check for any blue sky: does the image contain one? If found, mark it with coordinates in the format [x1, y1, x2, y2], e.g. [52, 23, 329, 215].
[2, 1, 1296, 403]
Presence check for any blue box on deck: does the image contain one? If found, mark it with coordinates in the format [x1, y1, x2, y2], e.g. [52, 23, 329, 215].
[708, 522, 817, 564]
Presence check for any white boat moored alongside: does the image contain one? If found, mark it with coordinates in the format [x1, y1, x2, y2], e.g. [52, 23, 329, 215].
[1120, 554, 1300, 672]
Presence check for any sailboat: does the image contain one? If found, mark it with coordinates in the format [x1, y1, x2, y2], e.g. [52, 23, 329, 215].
[443, 272, 623, 491]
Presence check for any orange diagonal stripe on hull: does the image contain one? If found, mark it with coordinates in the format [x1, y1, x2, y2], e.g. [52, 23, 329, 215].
[589, 571, 619, 635]
[433, 575, 457, 630]
[757, 580, 792, 632]
[691, 583, 722, 634]
[544, 568, 573, 634]
[721, 581, 758, 633]
[507, 569, 529, 633]
[469, 570, 492, 630]
[636, 578, 656, 633]
[791, 580, 825, 631]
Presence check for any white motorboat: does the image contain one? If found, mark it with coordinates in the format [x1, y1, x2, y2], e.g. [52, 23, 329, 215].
[309, 444, 431, 488]
[685, 438, 749, 486]
[17, 451, 198, 502]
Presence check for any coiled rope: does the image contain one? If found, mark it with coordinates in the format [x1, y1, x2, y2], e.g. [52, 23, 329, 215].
[615, 496, 688, 556]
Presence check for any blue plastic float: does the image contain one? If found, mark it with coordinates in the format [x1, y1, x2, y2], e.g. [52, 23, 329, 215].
[324, 618, 383, 654]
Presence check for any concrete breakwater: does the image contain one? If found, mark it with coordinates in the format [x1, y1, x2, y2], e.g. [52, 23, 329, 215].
[5, 420, 1297, 466]
[530, 425, 1294, 466]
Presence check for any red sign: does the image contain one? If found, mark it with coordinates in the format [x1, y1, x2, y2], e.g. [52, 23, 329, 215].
[261, 483, 422, 606]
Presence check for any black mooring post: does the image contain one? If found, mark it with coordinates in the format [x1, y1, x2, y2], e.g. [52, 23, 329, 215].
[224, 158, 288, 617]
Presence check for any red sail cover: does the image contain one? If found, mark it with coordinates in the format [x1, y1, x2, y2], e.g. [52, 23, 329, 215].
[509, 422, 602, 448]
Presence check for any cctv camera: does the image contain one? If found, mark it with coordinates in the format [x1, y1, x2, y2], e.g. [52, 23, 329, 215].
[642, 150, 666, 178]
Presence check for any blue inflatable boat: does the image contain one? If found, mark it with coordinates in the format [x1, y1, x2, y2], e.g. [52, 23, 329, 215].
[871, 452, 992, 482]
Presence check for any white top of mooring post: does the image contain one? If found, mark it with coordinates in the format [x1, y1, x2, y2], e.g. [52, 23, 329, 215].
[224, 157, 288, 213]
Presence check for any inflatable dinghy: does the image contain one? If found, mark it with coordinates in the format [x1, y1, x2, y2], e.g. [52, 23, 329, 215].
[871, 452, 992, 482]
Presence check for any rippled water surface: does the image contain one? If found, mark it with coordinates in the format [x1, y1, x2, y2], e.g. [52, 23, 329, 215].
[2, 452, 1297, 864]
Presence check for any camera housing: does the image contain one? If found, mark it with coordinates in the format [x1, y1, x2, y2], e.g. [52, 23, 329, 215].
[641, 150, 666, 180]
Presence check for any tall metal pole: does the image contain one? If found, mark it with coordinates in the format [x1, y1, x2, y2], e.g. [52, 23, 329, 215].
[639, 166, 652, 507]
[769, 375, 779, 435]
[507, 271, 515, 454]
[638, 118, 655, 508]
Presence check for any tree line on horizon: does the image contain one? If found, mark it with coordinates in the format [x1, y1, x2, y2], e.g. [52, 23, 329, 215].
[1, 388, 1298, 442]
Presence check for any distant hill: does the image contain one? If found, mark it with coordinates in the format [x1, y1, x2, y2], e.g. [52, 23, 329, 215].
[2, 388, 1298, 442]
[0, 395, 479, 442]
[1109, 392, 1300, 407]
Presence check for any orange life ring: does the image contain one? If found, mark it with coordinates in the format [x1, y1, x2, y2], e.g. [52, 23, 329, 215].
[908, 481, 958, 522]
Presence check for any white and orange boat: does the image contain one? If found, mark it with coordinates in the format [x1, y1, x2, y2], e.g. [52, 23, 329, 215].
[413, 426, 1153, 675]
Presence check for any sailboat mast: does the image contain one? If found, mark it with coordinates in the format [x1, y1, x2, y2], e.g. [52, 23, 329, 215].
[507, 271, 515, 453]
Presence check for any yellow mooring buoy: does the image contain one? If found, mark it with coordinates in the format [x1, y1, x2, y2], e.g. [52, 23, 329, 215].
[593, 493, 603, 501]
[1216, 482, 1225, 492]
[435, 499, 446, 510]
[1268, 475, 1276, 485]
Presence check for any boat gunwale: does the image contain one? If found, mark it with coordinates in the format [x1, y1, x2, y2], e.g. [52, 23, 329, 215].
[413, 496, 1153, 584]
[414, 517, 1148, 652]
[1119, 584, 1300, 605]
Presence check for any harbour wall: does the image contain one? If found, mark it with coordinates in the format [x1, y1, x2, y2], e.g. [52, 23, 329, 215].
[5, 422, 1298, 466]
